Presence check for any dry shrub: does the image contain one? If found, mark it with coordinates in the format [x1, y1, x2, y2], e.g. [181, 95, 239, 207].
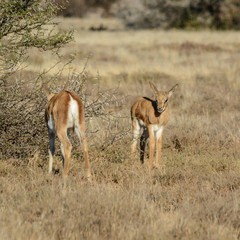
[0, 74, 46, 159]
[0, 65, 127, 161]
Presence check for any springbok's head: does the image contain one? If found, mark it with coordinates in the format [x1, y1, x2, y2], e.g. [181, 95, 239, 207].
[149, 82, 178, 114]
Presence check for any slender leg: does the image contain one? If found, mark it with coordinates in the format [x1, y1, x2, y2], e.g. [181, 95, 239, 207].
[140, 127, 149, 164]
[147, 125, 155, 170]
[60, 143, 65, 168]
[57, 129, 72, 178]
[131, 118, 140, 159]
[76, 125, 91, 180]
[48, 129, 55, 173]
[82, 133, 91, 179]
[47, 114, 56, 173]
[156, 127, 164, 166]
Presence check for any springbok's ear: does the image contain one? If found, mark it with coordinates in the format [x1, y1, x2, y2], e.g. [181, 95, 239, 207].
[168, 84, 178, 97]
[149, 82, 158, 96]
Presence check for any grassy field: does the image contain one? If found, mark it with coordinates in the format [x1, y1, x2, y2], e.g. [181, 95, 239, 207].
[1, 17, 240, 239]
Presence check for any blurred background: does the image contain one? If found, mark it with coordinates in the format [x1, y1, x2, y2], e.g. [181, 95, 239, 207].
[56, 0, 240, 30]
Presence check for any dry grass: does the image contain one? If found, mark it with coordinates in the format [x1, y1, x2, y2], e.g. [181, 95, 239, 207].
[26, 18, 240, 87]
[1, 17, 240, 239]
[1, 151, 240, 239]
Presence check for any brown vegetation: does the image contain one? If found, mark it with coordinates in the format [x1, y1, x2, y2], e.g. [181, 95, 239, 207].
[0, 18, 240, 239]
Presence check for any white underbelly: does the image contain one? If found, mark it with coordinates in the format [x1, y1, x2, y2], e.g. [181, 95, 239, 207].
[137, 117, 164, 137]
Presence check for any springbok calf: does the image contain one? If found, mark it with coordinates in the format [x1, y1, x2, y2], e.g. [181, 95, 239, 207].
[131, 82, 178, 170]
[43, 86, 91, 180]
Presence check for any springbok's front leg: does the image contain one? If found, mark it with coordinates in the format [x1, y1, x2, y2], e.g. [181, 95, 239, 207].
[156, 127, 164, 167]
[148, 125, 155, 170]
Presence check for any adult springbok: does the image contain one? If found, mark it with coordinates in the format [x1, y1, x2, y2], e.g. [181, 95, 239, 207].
[43, 84, 91, 180]
[131, 82, 178, 170]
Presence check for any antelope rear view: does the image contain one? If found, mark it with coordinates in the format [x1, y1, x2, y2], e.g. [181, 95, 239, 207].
[131, 82, 178, 170]
[44, 86, 91, 180]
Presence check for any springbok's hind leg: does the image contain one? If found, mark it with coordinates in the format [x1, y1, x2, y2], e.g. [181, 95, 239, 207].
[82, 133, 91, 179]
[131, 118, 140, 159]
[76, 125, 91, 180]
[60, 143, 65, 168]
[57, 129, 72, 178]
[47, 115, 56, 173]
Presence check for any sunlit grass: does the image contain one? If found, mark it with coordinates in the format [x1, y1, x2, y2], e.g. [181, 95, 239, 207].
[26, 17, 240, 89]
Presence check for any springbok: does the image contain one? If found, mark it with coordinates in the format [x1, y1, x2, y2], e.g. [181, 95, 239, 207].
[43, 85, 91, 180]
[130, 82, 178, 170]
